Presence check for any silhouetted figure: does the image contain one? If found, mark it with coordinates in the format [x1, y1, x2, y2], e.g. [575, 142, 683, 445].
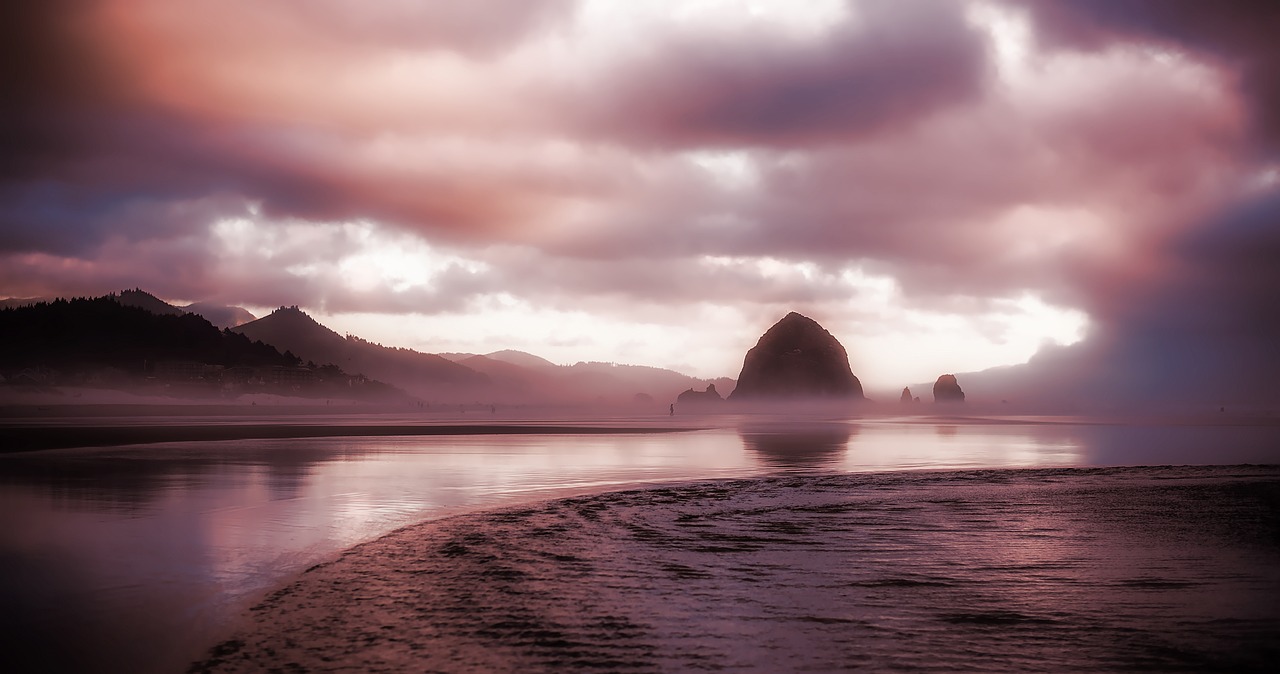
[669, 403, 674, 416]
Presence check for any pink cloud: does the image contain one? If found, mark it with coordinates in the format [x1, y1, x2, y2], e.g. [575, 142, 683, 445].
[2, 1, 1277, 401]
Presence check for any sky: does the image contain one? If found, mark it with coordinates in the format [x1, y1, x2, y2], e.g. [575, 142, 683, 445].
[2, 1, 1278, 398]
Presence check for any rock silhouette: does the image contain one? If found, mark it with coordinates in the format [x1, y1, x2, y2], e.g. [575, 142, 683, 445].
[900, 386, 915, 403]
[933, 374, 965, 403]
[729, 312, 864, 400]
[677, 383, 724, 405]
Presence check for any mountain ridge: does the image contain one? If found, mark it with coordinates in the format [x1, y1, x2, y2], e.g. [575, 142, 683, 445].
[6, 289, 734, 405]
[232, 306, 489, 399]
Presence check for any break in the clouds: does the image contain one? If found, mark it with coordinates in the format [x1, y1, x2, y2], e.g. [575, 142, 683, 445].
[2, 0, 1277, 398]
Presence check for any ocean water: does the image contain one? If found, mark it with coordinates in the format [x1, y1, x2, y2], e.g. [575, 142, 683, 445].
[1, 416, 1278, 672]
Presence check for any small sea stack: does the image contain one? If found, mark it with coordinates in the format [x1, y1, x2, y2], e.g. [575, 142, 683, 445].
[677, 383, 724, 405]
[933, 374, 965, 403]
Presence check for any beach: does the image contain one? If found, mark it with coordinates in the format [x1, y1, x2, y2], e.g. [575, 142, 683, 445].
[190, 465, 1280, 673]
[11, 1, 1280, 670]
[3, 409, 1279, 672]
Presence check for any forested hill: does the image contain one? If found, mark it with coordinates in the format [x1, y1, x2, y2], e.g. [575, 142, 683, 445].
[0, 296, 295, 372]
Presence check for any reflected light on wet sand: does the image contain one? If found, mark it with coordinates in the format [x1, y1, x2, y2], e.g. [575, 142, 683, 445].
[739, 420, 1084, 471]
[1, 418, 1277, 673]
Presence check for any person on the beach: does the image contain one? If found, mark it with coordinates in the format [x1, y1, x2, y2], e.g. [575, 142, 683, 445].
[669, 403, 674, 416]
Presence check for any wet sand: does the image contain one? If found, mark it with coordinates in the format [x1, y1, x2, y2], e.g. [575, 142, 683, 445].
[190, 465, 1280, 673]
[0, 421, 701, 453]
[5, 399, 1276, 453]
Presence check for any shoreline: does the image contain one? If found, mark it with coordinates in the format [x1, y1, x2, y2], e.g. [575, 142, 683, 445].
[6, 418, 1278, 673]
[5, 407, 1279, 454]
[187, 472, 726, 672]
[189, 465, 1280, 673]
[0, 422, 706, 453]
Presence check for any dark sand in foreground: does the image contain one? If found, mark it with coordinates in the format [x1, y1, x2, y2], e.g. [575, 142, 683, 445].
[191, 466, 1280, 673]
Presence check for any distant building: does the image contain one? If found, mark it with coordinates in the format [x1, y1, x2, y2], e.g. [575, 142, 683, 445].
[266, 366, 317, 387]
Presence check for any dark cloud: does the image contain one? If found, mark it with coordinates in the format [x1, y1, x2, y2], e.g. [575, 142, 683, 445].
[963, 188, 1280, 407]
[1021, 0, 1280, 153]
[1130, 189, 1280, 402]
[572, 0, 987, 148]
[0, 0, 314, 256]
[942, 1, 1280, 404]
[0, 0, 583, 260]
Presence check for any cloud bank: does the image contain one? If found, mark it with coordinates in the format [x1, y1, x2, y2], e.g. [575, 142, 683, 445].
[2, 0, 1276, 400]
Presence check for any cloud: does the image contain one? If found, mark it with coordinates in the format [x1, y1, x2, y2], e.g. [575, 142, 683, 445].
[961, 187, 1280, 407]
[1021, 0, 1280, 153]
[562, 0, 988, 148]
[2, 1, 1277, 396]
[1125, 189, 1280, 403]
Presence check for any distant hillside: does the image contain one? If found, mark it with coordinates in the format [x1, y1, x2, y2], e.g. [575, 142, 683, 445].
[0, 297, 288, 373]
[113, 289, 256, 329]
[0, 296, 53, 310]
[182, 302, 257, 329]
[232, 307, 489, 399]
[426, 349, 729, 404]
[903, 342, 1104, 411]
[456, 355, 545, 399]
[0, 297, 405, 400]
[460, 355, 536, 381]
[437, 350, 557, 369]
[1, 292, 175, 312]
[559, 361, 729, 405]
[485, 350, 558, 370]
[116, 288, 185, 316]
[448, 353, 732, 405]
[2, 291, 732, 405]
[1, 291, 256, 330]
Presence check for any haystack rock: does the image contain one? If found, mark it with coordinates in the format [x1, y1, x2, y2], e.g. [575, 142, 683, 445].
[900, 386, 914, 403]
[729, 312, 864, 400]
[933, 374, 965, 403]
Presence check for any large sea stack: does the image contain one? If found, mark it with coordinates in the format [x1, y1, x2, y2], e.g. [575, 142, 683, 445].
[729, 312, 864, 400]
[933, 374, 965, 403]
